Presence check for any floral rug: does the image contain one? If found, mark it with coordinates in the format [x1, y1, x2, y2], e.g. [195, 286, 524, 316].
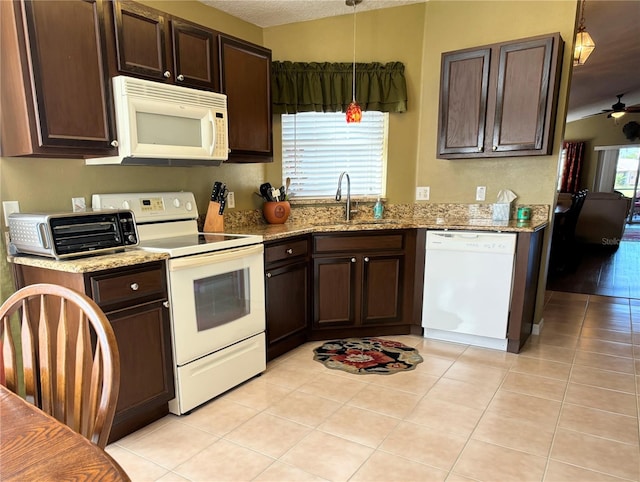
[312, 337, 423, 375]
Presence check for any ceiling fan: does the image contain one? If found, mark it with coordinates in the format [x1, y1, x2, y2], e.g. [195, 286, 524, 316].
[602, 94, 640, 119]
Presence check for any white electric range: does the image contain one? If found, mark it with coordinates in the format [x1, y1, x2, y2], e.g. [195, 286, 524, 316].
[92, 192, 265, 415]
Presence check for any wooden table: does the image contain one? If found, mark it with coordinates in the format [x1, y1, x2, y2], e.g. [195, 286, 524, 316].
[0, 386, 130, 481]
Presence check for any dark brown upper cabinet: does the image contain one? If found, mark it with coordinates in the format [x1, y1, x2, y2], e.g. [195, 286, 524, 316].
[219, 35, 273, 163]
[171, 19, 218, 91]
[438, 33, 563, 159]
[112, 0, 218, 90]
[0, 0, 117, 158]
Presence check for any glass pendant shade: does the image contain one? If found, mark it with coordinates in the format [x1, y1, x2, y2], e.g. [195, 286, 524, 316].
[573, 29, 595, 66]
[346, 101, 362, 123]
[346, 0, 362, 123]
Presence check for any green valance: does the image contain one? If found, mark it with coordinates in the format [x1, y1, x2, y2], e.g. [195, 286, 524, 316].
[271, 61, 407, 115]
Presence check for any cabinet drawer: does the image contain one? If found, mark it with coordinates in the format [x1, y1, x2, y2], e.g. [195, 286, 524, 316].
[314, 233, 405, 254]
[265, 239, 309, 264]
[90, 264, 166, 308]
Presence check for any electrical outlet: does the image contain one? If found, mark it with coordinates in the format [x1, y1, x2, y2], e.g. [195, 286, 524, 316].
[416, 186, 430, 201]
[3, 201, 20, 225]
[227, 191, 235, 209]
[72, 197, 86, 212]
[476, 186, 486, 201]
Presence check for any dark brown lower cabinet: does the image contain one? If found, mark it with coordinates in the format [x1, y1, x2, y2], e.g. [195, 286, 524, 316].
[11, 261, 175, 443]
[311, 230, 420, 340]
[264, 237, 310, 360]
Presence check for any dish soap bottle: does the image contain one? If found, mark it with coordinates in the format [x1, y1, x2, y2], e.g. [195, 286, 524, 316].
[373, 197, 384, 219]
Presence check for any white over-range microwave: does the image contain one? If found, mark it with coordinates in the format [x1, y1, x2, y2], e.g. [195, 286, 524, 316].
[86, 76, 229, 166]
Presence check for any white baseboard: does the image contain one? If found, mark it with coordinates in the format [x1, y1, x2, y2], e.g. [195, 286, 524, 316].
[532, 317, 544, 335]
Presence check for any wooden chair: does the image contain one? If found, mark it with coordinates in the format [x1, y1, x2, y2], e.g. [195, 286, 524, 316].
[0, 284, 120, 448]
[550, 189, 589, 272]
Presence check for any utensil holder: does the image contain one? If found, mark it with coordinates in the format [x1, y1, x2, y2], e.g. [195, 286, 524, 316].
[203, 201, 224, 232]
[263, 201, 290, 224]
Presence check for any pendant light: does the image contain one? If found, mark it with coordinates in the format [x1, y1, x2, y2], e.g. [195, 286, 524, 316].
[573, 0, 595, 66]
[346, 0, 362, 123]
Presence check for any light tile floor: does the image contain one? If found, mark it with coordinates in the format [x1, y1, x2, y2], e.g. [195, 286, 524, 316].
[107, 291, 640, 481]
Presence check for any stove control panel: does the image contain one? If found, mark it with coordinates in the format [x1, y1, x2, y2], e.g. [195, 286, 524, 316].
[92, 192, 197, 223]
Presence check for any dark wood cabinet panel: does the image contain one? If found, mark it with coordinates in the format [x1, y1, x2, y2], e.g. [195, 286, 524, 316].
[438, 33, 562, 159]
[265, 261, 309, 360]
[112, 0, 168, 80]
[438, 49, 490, 155]
[219, 35, 273, 163]
[492, 36, 556, 153]
[107, 299, 174, 442]
[264, 236, 310, 360]
[362, 256, 403, 324]
[313, 257, 357, 327]
[171, 19, 218, 90]
[0, 0, 116, 157]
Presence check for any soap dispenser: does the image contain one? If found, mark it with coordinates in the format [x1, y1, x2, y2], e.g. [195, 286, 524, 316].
[373, 196, 384, 219]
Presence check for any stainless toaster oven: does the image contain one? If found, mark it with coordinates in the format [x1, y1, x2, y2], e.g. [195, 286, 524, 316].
[8, 210, 138, 259]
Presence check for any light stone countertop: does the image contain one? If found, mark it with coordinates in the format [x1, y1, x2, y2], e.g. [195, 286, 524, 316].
[226, 217, 548, 242]
[8, 217, 546, 273]
[8, 249, 168, 273]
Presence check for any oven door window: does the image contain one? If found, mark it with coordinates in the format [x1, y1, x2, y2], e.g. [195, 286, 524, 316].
[194, 267, 250, 331]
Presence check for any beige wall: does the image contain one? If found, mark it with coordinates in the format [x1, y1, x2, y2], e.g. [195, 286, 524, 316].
[564, 113, 640, 190]
[418, 1, 576, 207]
[263, 3, 425, 203]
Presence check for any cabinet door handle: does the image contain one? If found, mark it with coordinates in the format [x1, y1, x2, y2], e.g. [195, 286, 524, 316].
[492, 145, 498, 151]
[130, 283, 139, 291]
[110, 140, 119, 147]
[286, 248, 293, 255]
[364, 257, 370, 262]
[351, 257, 356, 263]
[163, 71, 171, 78]
[477, 145, 483, 151]
[177, 74, 185, 81]
[163, 301, 169, 308]
[266, 272, 272, 278]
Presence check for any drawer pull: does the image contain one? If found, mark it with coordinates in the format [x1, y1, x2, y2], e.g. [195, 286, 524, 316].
[351, 257, 356, 263]
[163, 301, 169, 308]
[130, 283, 139, 291]
[266, 272, 272, 278]
[286, 248, 293, 255]
[364, 257, 370, 262]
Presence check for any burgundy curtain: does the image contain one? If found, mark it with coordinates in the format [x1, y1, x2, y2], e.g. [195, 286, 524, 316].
[560, 141, 585, 193]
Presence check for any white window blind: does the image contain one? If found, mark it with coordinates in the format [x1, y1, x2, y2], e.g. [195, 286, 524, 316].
[282, 111, 388, 199]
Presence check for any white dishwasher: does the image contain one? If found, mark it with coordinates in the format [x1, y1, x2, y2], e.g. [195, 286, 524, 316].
[422, 230, 517, 351]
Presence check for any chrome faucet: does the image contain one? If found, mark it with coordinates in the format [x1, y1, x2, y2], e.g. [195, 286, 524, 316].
[335, 171, 354, 221]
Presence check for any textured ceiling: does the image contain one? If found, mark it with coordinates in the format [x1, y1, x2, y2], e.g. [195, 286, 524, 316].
[200, 0, 426, 28]
[200, 0, 640, 122]
[566, 0, 640, 122]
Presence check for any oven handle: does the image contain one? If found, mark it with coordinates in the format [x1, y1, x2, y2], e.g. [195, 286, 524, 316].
[168, 244, 263, 271]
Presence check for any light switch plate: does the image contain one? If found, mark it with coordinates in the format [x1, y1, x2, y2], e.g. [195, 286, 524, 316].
[416, 186, 430, 201]
[227, 192, 235, 209]
[72, 197, 86, 212]
[476, 186, 486, 201]
[2, 201, 20, 226]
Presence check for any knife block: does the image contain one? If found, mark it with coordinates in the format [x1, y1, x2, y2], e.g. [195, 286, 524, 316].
[203, 201, 224, 232]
